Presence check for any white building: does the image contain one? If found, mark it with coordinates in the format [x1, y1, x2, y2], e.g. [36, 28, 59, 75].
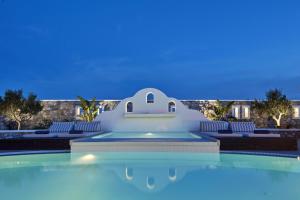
[95, 88, 208, 132]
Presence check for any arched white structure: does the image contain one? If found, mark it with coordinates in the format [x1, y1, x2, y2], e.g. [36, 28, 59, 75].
[126, 102, 133, 113]
[95, 88, 208, 132]
[146, 92, 154, 103]
[168, 101, 176, 112]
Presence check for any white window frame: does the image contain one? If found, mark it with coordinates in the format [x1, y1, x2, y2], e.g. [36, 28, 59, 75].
[75, 106, 83, 116]
[232, 105, 240, 119]
[97, 104, 101, 115]
[146, 92, 154, 104]
[168, 102, 176, 113]
[242, 105, 250, 119]
[293, 106, 300, 119]
[126, 101, 133, 113]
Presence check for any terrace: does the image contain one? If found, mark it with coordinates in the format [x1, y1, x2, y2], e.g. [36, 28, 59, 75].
[0, 88, 299, 154]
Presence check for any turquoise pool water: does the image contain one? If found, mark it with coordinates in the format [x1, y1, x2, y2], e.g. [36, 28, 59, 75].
[0, 152, 300, 200]
[92, 132, 200, 139]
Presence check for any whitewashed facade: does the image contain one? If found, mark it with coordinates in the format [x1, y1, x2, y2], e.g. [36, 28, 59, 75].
[94, 88, 208, 132]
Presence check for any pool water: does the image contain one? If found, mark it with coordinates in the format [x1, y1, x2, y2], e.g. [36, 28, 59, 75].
[0, 152, 300, 200]
[92, 132, 200, 139]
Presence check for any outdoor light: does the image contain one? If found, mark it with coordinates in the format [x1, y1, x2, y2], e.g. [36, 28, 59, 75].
[78, 154, 96, 164]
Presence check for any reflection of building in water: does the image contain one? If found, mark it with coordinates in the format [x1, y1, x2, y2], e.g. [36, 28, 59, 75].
[126, 166, 187, 192]
[109, 165, 197, 192]
[98, 154, 221, 193]
[70, 152, 221, 193]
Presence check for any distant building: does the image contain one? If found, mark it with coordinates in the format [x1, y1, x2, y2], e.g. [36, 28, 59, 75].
[1, 90, 300, 129]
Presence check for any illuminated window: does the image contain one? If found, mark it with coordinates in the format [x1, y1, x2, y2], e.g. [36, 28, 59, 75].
[232, 106, 240, 119]
[146, 93, 154, 103]
[75, 106, 84, 116]
[168, 102, 176, 112]
[242, 106, 250, 119]
[98, 105, 103, 114]
[293, 106, 300, 118]
[126, 102, 133, 113]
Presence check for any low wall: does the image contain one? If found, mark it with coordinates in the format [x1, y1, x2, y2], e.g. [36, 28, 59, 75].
[0, 138, 72, 150]
[1, 100, 300, 129]
[219, 137, 297, 151]
[275, 129, 300, 138]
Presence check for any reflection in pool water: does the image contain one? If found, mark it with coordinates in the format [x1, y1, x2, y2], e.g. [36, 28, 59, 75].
[0, 153, 300, 200]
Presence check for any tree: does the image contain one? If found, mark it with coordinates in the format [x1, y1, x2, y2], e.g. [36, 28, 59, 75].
[100, 101, 116, 111]
[0, 89, 43, 130]
[201, 100, 235, 121]
[77, 96, 99, 122]
[252, 89, 293, 127]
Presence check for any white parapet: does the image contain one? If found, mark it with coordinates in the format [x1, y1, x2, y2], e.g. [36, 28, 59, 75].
[95, 88, 208, 132]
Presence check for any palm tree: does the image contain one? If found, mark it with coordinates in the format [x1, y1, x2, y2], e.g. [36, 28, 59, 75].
[77, 96, 99, 122]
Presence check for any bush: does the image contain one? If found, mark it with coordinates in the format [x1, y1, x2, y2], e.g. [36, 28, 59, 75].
[32, 119, 53, 129]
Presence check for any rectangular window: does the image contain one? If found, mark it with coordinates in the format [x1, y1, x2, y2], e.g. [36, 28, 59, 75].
[293, 106, 300, 119]
[75, 106, 84, 116]
[75, 106, 80, 116]
[242, 106, 250, 119]
[232, 106, 240, 119]
[98, 105, 103, 114]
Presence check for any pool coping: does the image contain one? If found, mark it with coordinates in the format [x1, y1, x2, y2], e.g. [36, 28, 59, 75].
[0, 150, 299, 159]
[0, 150, 70, 157]
[70, 132, 220, 153]
[221, 150, 300, 159]
[73, 132, 217, 143]
[74, 138, 214, 142]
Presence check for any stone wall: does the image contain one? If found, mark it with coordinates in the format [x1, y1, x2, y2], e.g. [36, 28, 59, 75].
[0, 116, 7, 130]
[183, 100, 300, 129]
[28, 100, 121, 129]
[1, 99, 300, 129]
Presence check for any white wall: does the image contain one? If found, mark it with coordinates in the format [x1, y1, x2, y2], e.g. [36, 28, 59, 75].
[95, 88, 208, 132]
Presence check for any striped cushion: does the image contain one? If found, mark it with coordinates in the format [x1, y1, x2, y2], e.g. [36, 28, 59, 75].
[200, 121, 229, 132]
[74, 121, 101, 132]
[49, 122, 75, 133]
[229, 122, 255, 132]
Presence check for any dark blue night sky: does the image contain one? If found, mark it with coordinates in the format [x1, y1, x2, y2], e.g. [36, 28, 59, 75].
[0, 0, 300, 100]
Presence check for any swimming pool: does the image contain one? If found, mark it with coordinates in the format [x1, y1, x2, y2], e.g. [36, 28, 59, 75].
[0, 152, 300, 200]
[71, 132, 219, 152]
[92, 132, 200, 139]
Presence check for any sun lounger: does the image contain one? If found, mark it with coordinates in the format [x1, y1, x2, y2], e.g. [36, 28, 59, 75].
[23, 121, 101, 138]
[200, 121, 281, 138]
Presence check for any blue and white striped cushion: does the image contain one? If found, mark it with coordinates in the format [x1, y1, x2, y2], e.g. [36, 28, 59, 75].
[49, 122, 75, 133]
[74, 121, 101, 132]
[200, 121, 229, 132]
[229, 122, 255, 132]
